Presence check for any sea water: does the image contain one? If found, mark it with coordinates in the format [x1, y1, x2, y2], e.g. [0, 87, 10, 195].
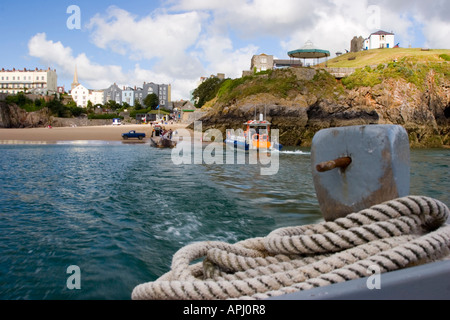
[0, 142, 448, 300]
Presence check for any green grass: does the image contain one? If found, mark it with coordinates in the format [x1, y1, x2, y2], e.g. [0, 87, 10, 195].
[341, 60, 450, 90]
[325, 48, 450, 68]
[216, 70, 299, 103]
[201, 48, 450, 108]
[440, 54, 450, 61]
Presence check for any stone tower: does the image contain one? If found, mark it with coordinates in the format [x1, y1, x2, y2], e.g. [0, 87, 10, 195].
[350, 36, 364, 52]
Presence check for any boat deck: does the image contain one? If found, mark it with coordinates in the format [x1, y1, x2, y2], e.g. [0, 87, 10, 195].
[268, 260, 450, 300]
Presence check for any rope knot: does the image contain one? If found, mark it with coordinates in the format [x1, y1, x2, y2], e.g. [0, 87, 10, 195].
[132, 196, 450, 300]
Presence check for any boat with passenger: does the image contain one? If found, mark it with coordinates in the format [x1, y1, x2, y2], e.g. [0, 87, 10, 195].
[150, 125, 177, 148]
[225, 115, 282, 151]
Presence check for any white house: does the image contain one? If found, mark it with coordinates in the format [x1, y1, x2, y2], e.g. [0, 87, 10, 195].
[364, 30, 395, 50]
[71, 84, 90, 108]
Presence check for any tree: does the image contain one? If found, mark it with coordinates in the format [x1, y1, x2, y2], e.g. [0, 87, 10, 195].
[134, 100, 143, 110]
[46, 98, 65, 117]
[105, 100, 120, 111]
[192, 77, 224, 108]
[121, 102, 131, 111]
[144, 93, 159, 110]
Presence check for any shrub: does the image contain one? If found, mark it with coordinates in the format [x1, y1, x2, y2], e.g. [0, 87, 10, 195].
[342, 67, 382, 89]
[192, 77, 224, 108]
[439, 54, 450, 61]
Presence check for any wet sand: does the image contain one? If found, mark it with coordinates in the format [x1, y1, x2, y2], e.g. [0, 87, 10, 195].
[0, 123, 189, 143]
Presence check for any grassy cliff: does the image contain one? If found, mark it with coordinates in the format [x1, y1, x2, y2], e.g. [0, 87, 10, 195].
[198, 49, 450, 148]
[324, 48, 450, 68]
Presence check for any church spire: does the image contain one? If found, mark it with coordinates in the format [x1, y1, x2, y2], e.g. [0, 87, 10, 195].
[71, 64, 80, 90]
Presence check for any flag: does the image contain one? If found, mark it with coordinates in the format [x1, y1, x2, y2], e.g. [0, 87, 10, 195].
[156, 105, 160, 110]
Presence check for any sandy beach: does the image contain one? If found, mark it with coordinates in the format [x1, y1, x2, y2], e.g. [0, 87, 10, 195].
[0, 123, 189, 143]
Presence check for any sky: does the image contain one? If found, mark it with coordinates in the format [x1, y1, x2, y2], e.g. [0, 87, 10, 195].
[0, 0, 449, 100]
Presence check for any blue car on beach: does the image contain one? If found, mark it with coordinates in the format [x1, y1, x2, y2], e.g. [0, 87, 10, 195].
[122, 130, 146, 140]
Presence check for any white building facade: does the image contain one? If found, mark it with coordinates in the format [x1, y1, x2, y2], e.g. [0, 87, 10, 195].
[0, 67, 57, 95]
[364, 30, 395, 50]
[71, 84, 90, 108]
[88, 90, 104, 106]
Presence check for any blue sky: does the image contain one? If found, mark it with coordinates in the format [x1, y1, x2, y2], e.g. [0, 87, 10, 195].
[1, 0, 448, 100]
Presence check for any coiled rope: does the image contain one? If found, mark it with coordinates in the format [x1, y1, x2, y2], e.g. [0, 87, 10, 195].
[132, 196, 450, 300]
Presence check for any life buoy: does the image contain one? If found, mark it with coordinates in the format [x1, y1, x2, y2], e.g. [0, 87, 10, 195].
[260, 134, 268, 142]
[252, 134, 259, 141]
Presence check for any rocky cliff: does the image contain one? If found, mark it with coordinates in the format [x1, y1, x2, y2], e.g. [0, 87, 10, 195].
[0, 101, 115, 128]
[197, 66, 450, 148]
[0, 101, 51, 128]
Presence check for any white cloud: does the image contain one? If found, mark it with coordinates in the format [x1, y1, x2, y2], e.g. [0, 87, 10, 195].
[196, 33, 259, 77]
[366, 0, 450, 48]
[87, 6, 203, 61]
[422, 19, 450, 49]
[84, 5, 209, 97]
[27, 32, 200, 100]
[27, 1, 450, 101]
[28, 33, 73, 68]
[171, 0, 316, 38]
[86, 4, 263, 84]
[28, 33, 126, 89]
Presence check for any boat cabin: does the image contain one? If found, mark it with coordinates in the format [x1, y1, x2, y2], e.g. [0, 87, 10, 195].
[244, 120, 272, 149]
